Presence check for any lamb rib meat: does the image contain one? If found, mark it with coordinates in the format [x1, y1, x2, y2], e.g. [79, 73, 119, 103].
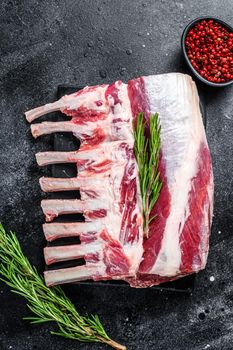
[25, 73, 214, 288]
[26, 82, 144, 286]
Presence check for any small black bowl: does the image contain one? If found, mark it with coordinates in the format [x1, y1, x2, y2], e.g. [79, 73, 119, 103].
[181, 16, 233, 87]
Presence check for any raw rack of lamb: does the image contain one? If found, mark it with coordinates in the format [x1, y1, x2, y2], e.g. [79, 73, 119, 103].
[25, 73, 214, 288]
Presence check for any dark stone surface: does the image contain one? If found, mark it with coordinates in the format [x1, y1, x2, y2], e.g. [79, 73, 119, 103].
[0, 1, 233, 349]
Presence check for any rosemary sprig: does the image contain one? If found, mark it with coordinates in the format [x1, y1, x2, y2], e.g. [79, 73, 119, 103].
[133, 113, 162, 237]
[0, 223, 126, 350]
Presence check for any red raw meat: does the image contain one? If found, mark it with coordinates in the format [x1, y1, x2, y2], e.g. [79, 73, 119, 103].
[25, 73, 213, 287]
[127, 74, 214, 287]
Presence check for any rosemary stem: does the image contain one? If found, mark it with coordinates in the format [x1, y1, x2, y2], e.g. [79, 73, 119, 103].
[99, 336, 126, 350]
[145, 193, 150, 238]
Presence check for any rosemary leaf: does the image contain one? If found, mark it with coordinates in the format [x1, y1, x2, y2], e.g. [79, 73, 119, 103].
[0, 224, 126, 350]
[133, 113, 162, 237]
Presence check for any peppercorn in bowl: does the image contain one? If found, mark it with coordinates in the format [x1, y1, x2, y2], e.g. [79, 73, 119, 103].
[181, 17, 233, 87]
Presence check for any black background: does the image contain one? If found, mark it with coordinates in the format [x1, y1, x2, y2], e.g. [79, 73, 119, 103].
[0, 1, 233, 350]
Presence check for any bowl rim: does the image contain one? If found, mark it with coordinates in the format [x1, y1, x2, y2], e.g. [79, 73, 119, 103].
[181, 16, 233, 87]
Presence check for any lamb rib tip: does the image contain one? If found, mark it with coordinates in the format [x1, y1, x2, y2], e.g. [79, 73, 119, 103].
[25, 100, 65, 123]
[39, 177, 81, 192]
[36, 151, 79, 166]
[41, 199, 108, 221]
[43, 222, 101, 241]
[44, 243, 98, 265]
[39, 176, 107, 194]
[31, 121, 75, 138]
[44, 265, 98, 286]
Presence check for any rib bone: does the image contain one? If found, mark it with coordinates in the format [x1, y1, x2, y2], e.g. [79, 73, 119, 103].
[40, 177, 81, 192]
[25, 100, 64, 123]
[41, 199, 107, 221]
[31, 120, 109, 140]
[25, 85, 108, 123]
[36, 141, 129, 166]
[43, 222, 102, 241]
[31, 121, 76, 138]
[44, 243, 99, 264]
[44, 265, 100, 286]
[39, 177, 109, 201]
[36, 151, 79, 166]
